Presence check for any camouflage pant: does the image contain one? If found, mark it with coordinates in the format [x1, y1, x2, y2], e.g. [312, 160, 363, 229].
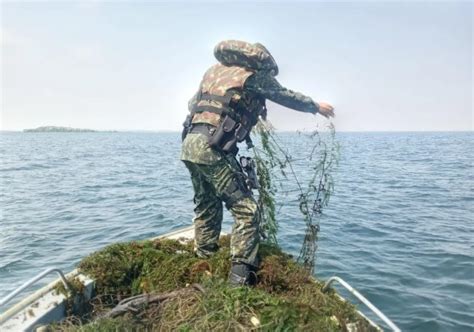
[183, 155, 260, 268]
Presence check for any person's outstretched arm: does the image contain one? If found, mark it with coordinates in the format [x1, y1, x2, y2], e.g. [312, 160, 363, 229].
[245, 71, 334, 118]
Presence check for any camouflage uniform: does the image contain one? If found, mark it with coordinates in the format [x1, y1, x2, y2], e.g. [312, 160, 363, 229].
[181, 42, 319, 268]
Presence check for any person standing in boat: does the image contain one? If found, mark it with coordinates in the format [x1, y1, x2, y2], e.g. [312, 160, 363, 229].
[181, 40, 334, 286]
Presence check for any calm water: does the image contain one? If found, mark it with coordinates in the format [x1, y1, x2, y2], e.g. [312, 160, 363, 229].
[0, 132, 473, 331]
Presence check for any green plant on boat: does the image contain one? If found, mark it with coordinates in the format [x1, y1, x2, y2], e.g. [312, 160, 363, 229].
[48, 236, 375, 332]
[53, 276, 88, 316]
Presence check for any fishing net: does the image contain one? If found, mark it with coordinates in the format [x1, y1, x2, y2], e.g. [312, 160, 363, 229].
[252, 119, 340, 273]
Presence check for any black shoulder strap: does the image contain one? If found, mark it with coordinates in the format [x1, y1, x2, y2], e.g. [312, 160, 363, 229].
[199, 91, 234, 105]
[193, 90, 240, 120]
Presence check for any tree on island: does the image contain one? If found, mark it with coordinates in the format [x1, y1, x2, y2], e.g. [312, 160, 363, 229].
[23, 126, 96, 133]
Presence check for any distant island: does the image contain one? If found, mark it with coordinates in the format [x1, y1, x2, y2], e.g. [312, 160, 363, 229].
[23, 126, 97, 133]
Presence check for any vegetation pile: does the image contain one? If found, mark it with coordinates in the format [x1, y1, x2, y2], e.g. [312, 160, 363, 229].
[49, 236, 376, 331]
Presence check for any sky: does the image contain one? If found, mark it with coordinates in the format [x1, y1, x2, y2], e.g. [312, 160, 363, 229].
[1, 1, 472, 132]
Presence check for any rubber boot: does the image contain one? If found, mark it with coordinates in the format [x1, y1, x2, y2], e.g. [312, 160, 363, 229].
[228, 263, 257, 287]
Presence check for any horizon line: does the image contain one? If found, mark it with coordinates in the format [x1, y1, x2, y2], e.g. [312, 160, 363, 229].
[1, 129, 473, 133]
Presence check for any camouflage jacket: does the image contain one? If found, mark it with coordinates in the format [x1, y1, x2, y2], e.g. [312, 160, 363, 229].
[181, 68, 319, 164]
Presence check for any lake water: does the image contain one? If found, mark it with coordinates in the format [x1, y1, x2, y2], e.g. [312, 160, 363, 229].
[0, 131, 473, 331]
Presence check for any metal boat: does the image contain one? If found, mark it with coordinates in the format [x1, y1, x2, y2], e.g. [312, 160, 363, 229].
[0, 226, 400, 331]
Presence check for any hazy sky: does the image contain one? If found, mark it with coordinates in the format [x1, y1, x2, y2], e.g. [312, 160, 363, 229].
[1, 1, 472, 131]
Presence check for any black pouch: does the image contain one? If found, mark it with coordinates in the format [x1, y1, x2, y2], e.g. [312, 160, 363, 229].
[220, 122, 250, 153]
[209, 115, 237, 151]
[181, 114, 193, 141]
[235, 124, 249, 142]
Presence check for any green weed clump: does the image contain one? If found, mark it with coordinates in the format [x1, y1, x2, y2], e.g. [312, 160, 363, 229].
[51, 236, 376, 332]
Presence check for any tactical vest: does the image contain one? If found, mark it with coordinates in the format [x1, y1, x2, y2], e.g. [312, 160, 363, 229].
[192, 63, 257, 124]
[188, 63, 266, 152]
[183, 40, 277, 152]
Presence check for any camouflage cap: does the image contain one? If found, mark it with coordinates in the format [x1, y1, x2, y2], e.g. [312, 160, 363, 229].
[214, 40, 279, 76]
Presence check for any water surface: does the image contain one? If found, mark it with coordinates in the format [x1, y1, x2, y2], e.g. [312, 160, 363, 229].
[0, 131, 473, 331]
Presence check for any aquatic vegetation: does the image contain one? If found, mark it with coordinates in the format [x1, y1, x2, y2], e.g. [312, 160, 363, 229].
[296, 124, 340, 273]
[49, 236, 375, 331]
[54, 276, 86, 298]
[252, 120, 280, 245]
[253, 119, 340, 273]
[54, 276, 88, 316]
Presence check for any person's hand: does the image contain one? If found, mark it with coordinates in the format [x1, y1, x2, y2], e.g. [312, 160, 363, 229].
[317, 102, 335, 118]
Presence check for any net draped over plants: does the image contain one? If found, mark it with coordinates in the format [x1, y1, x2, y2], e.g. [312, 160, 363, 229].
[252, 119, 340, 273]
